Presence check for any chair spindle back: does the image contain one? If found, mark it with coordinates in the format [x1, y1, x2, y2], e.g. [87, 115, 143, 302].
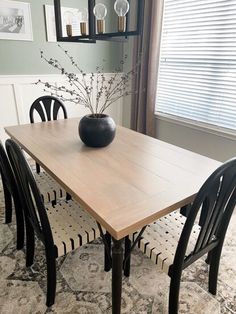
[5, 139, 54, 249]
[29, 96, 67, 123]
[172, 158, 236, 273]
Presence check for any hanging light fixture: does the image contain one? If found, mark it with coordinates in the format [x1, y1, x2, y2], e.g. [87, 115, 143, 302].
[64, 11, 74, 37]
[114, 0, 130, 33]
[80, 8, 88, 36]
[93, 3, 107, 34]
[54, 0, 144, 43]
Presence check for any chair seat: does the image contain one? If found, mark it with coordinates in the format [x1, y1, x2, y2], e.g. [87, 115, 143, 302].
[28, 158, 66, 203]
[35, 172, 67, 203]
[0, 180, 4, 209]
[46, 199, 100, 257]
[131, 211, 201, 274]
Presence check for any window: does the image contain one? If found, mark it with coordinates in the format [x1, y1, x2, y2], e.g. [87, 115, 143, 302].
[155, 0, 236, 132]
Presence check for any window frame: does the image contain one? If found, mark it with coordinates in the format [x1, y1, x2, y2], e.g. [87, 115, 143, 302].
[155, 0, 236, 138]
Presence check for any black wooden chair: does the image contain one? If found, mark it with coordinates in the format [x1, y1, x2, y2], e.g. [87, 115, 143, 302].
[0, 141, 24, 250]
[0, 140, 68, 250]
[28, 95, 69, 202]
[29, 96, 67, 174]
[6, 139, 101, 307]
[29, 95, 67, 124]
[125, 158, 236, 314]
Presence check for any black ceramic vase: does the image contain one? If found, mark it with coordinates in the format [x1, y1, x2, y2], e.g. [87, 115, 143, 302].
[79, 114, 116, 147]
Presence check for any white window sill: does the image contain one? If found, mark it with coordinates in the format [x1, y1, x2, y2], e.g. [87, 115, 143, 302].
[155, 113, 236, 141]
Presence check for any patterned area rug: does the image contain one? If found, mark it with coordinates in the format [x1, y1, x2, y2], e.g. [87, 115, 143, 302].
[0, 182, 236, 314]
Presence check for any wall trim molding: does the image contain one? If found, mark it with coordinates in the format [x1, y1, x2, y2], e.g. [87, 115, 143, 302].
[0, 73, 123, 143]
[0, 74, 62, 85]
[0, 73, 123, 84]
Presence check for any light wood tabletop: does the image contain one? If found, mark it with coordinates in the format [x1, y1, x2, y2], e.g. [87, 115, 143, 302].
[5, 118, 221, 240]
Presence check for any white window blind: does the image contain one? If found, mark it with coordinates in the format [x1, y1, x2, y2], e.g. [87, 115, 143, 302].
[155, 0, 236, 132]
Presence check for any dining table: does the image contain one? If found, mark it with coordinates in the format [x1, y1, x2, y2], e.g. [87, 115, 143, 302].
[5, 117, 221, 314]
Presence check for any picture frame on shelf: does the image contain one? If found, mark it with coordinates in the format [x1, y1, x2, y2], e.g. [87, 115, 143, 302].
[0, 0, 33, 41]
[44, 5, 82, 42]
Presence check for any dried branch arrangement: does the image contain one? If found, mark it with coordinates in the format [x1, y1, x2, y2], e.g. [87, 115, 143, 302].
[37, 45, 140, 117]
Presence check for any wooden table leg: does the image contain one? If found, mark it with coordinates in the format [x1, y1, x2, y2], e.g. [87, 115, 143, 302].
[112, 238, 124, 314]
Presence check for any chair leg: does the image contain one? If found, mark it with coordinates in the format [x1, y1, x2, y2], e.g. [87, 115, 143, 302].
[104, 231, 112, 272]
[14, 202, 24, 250]
[209, 247, 222, 295]
[66, 192, 71, 201]
[45, 250, 57, 307]
[205, 251, 212, 265]
[25, 219, 35, 267]
[36, 162, 40, 174]
[124, 236, 131, 277]
[4, 185, 12, 224]
[169, 272, 182, 314]
[180, 203, 191, 217]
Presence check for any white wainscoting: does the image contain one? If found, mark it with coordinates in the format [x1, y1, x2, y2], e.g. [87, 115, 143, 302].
[0, 74, 123, 143]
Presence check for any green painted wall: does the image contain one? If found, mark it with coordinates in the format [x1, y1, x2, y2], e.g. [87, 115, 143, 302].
[0, 0, 123, 74]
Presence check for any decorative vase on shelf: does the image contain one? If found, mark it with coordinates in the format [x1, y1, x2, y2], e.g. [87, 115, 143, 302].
[78, 114, 116, 148]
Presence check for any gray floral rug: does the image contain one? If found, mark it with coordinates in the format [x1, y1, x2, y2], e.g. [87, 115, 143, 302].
[0, 182, 236, 314]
